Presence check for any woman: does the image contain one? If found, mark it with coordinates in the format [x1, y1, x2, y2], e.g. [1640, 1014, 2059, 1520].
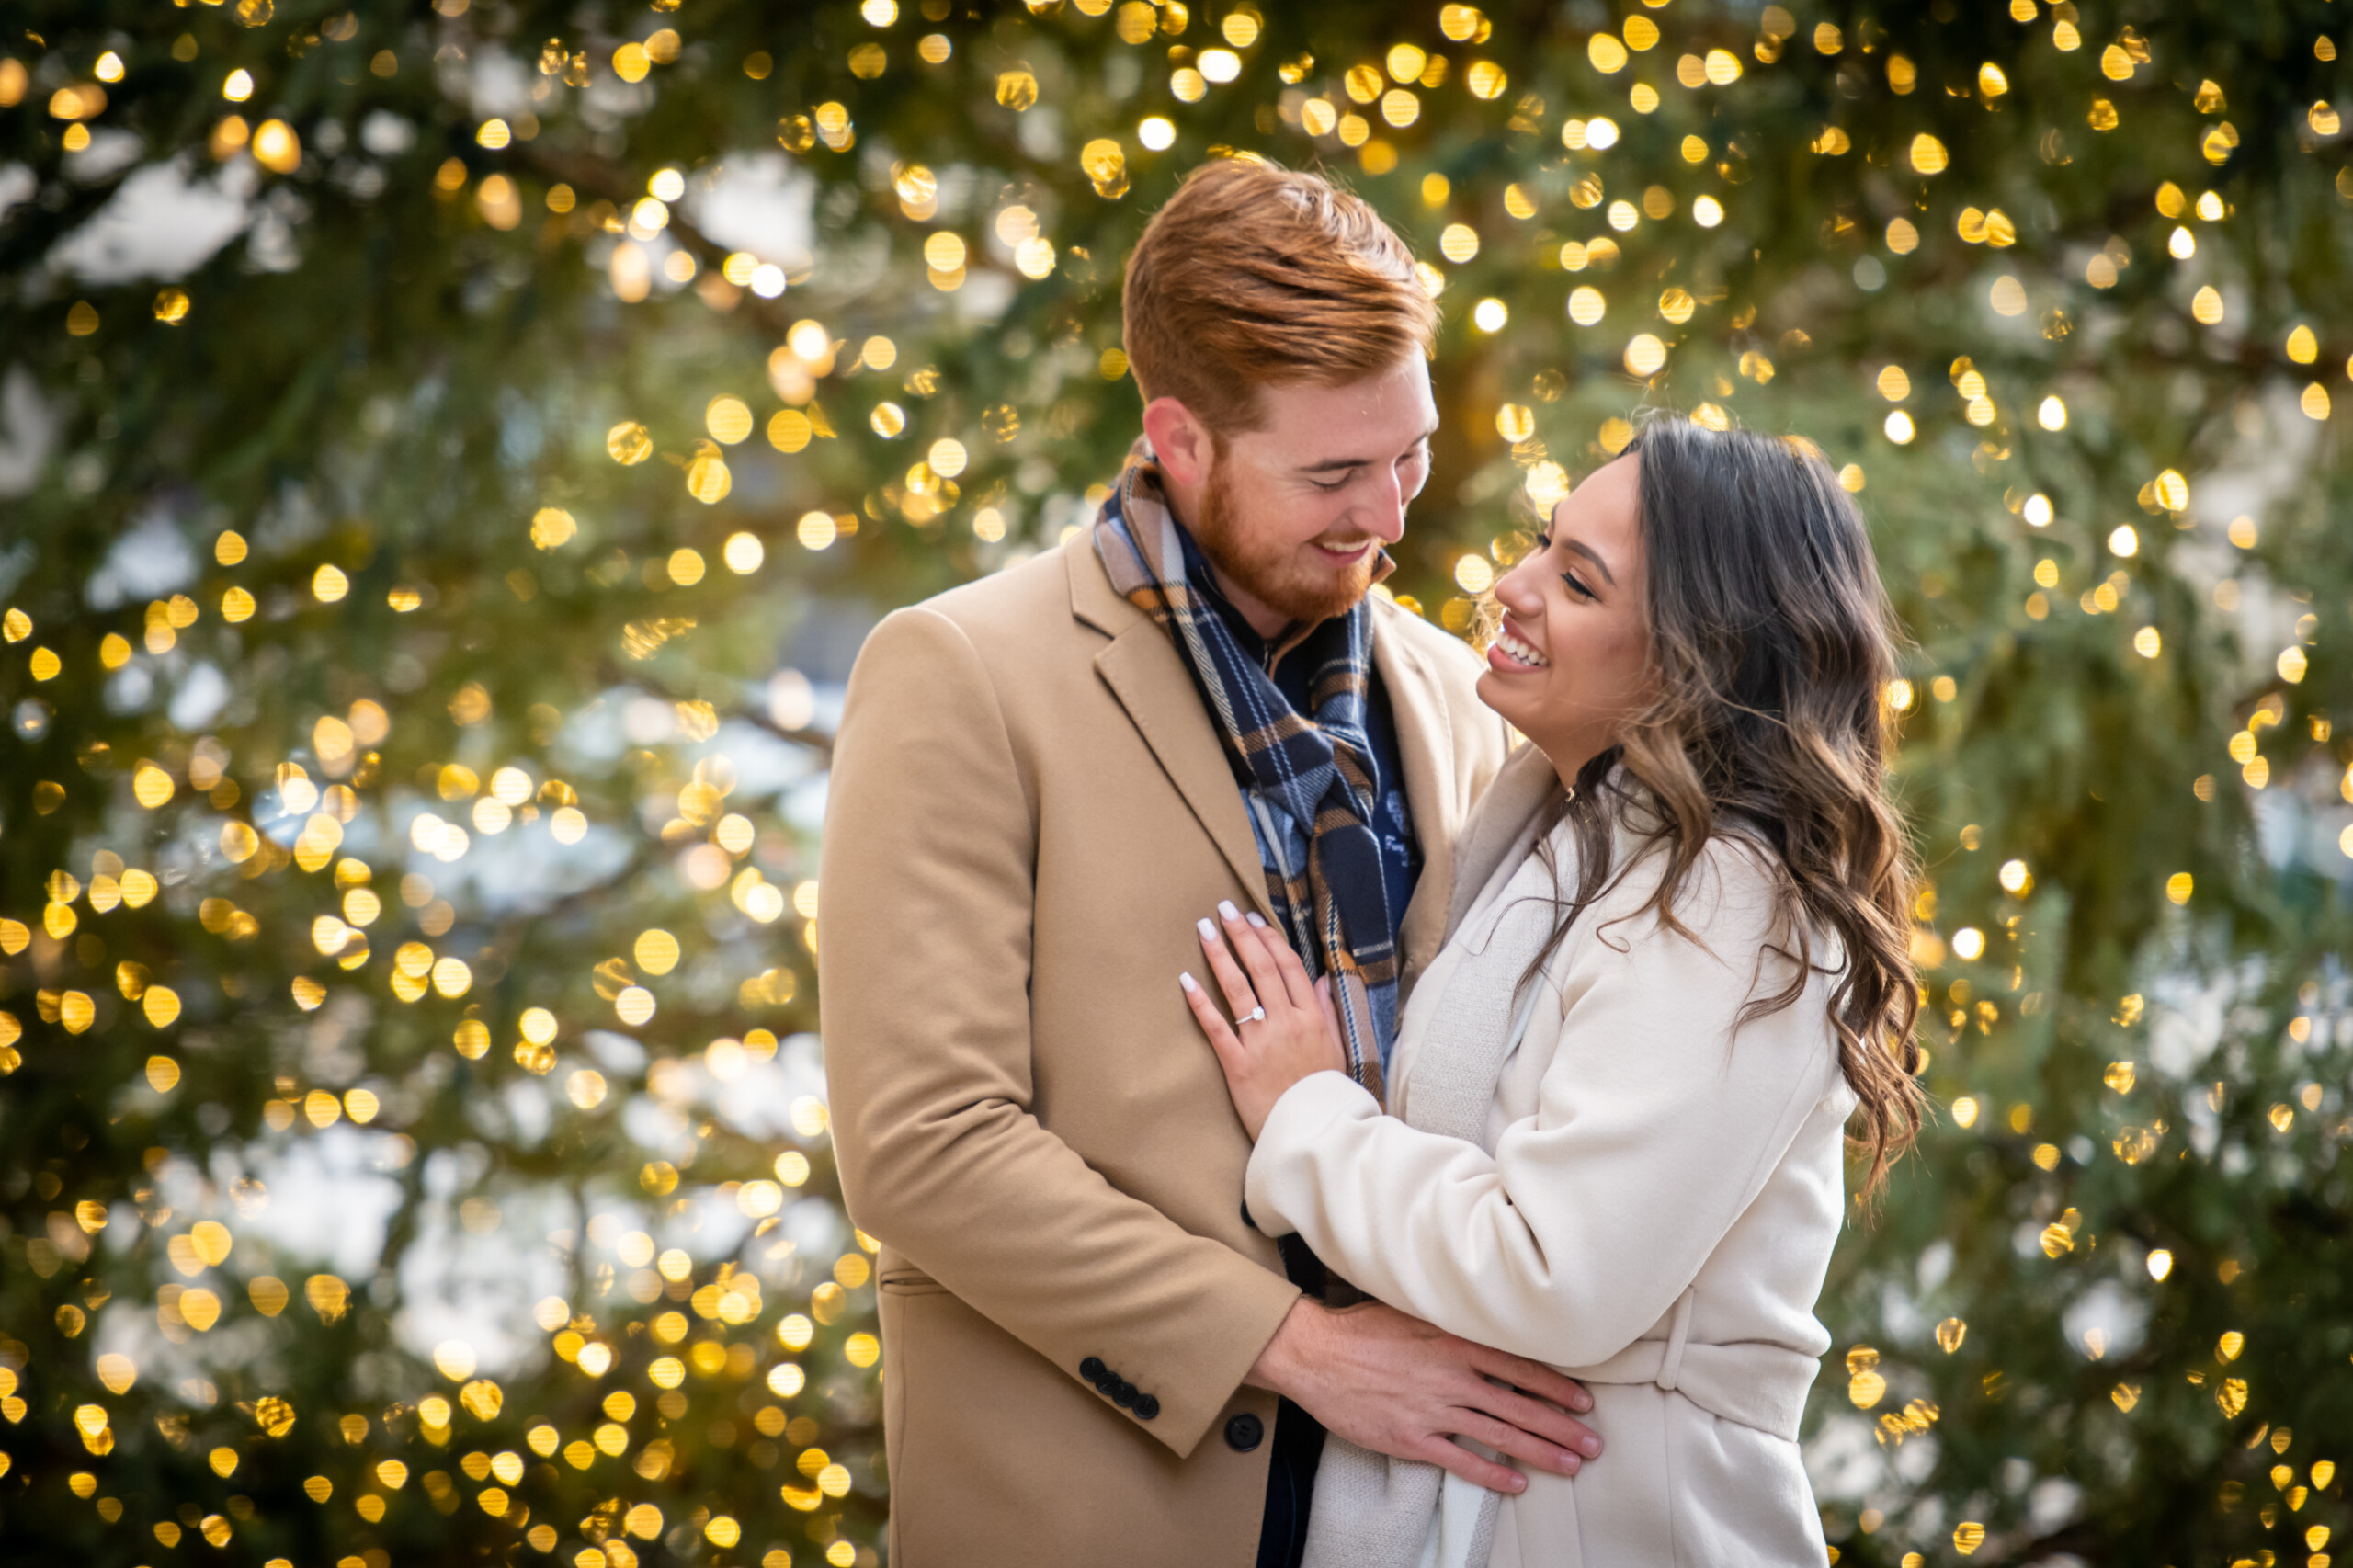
[1180, 417, 1923, 1567]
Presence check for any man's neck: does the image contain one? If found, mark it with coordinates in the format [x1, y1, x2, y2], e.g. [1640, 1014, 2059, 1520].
[1160, 491, 1295, 642]
[1202, 559, 1293, 642]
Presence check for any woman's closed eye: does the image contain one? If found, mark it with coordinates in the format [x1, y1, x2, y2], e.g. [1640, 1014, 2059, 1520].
[1534, 534, 1597, 601]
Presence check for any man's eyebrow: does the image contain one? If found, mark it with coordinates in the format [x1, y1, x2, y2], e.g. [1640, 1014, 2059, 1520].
[1558, 535, 1618, 587]
[1295, 424, 1439, 473]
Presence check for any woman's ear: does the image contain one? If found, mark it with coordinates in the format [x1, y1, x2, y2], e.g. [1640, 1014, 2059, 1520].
[1142, 396, 1214, 488]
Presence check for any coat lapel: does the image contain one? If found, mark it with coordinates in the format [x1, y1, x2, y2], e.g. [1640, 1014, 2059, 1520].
[1071, 542, 1279, 923]
[1373, 608, 1463, 982]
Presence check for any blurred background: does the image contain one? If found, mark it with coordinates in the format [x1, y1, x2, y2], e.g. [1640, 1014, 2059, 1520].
[2, 1, 2349, 1563]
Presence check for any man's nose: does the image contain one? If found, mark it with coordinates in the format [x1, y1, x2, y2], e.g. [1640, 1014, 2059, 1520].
[1352, 467, 1409, 544]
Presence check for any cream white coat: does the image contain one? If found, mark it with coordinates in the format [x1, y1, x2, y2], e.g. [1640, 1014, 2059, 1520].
[1245, 745, 1853, 1567]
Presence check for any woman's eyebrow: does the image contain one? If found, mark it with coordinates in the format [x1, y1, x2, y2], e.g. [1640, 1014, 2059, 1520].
[1555, 534, 1617, 586]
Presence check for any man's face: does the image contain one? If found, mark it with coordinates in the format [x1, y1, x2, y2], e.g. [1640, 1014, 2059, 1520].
[1192, 355, 1438, 628]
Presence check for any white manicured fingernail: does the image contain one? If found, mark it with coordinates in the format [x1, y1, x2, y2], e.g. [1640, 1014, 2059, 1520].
[1198, 918, 1217, 941]
[1180, 972, 1199, 993]
[1245, 913, 1267, 928]
[1218, 900, 1241, 923]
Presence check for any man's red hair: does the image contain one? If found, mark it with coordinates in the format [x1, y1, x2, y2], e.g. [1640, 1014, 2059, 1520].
[1121, 159, 1438, 435]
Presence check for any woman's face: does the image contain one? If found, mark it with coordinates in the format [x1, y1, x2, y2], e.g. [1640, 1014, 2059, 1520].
[1477, 453, 1656, 778]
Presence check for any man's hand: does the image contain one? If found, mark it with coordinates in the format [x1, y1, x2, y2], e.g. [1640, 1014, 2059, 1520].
[1245, 1298, 1601, 1494]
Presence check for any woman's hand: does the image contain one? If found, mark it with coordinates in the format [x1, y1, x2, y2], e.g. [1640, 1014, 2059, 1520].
[1182, 900, 1347, 1140]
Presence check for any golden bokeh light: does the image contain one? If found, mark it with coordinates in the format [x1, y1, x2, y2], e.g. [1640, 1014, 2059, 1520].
[0, 12, 2338, 1567]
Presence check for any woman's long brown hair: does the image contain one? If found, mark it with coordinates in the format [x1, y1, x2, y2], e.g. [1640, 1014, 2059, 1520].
[1522, 415, 1925, 1202]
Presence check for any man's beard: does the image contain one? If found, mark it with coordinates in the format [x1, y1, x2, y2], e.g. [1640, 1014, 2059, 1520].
[1192, 459, 1381, 629]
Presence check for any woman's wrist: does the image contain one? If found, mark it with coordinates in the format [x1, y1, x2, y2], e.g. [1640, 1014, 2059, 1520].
[1245, 1069, 1376, 1236]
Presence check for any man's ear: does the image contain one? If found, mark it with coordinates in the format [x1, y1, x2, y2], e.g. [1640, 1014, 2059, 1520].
[1141, 396, 1214, 488]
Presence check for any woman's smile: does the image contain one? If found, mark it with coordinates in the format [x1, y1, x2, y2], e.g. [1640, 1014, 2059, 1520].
[1486, 619, 1551, 672]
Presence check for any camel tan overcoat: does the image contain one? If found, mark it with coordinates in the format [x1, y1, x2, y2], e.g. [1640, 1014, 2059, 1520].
[818, 535, 1510, 1567]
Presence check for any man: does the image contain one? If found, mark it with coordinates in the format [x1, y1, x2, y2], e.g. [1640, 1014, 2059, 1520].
[820, 160, 1599, 1568]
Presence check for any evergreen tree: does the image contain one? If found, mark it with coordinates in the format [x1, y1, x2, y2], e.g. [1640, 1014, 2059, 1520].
[1, 1, 2347, 1563]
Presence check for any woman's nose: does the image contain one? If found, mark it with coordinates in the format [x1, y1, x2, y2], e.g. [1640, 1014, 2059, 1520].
[1492, 556, 1544, 616]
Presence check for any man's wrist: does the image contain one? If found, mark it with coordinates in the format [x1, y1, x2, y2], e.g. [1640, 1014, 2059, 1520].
[1243, 1296, 1318, 1397]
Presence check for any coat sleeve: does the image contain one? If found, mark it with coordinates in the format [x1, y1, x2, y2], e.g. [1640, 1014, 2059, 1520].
[1243, 841, 1839, 1368]
[820, 606, 1299, 1458]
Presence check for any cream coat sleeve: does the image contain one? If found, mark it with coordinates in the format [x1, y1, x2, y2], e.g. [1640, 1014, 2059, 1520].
[1243, 839, 1843, 1369]
[822, 607, 1300, 1458]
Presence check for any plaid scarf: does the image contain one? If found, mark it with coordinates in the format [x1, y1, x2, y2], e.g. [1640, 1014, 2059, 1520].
[1095, 461, 1401, 1100]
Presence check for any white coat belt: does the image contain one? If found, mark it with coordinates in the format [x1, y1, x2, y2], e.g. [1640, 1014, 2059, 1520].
[1555, 1296, 1821, 1443]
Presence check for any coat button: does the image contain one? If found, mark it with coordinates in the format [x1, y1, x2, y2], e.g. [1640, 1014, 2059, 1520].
[1111, 1381, 1138, 1408]
[1223, 1412, 1264, 1452]
[1079, 1357, 1108, 1385]
[1132, 1393, 1160, 1421]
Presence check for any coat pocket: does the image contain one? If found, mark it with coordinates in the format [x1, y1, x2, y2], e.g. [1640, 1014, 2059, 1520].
[878, 1267, 949, 1297]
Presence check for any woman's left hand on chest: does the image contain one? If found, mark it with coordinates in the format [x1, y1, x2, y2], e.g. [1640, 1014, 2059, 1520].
[1181, 901, 1347, 1140]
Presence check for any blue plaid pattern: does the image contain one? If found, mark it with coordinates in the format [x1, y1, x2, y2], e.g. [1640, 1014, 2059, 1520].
[1095, 462, 1401, 1098]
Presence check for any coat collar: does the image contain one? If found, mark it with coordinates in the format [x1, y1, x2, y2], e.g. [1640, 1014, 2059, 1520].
[1372, 608, 1464, 983]
[1069, 521, 1145, 639]
[1441, 740, 1566, 945]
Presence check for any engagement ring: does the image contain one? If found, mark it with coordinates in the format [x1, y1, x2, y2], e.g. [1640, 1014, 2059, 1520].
[1245, 1007, 1266, 1024]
